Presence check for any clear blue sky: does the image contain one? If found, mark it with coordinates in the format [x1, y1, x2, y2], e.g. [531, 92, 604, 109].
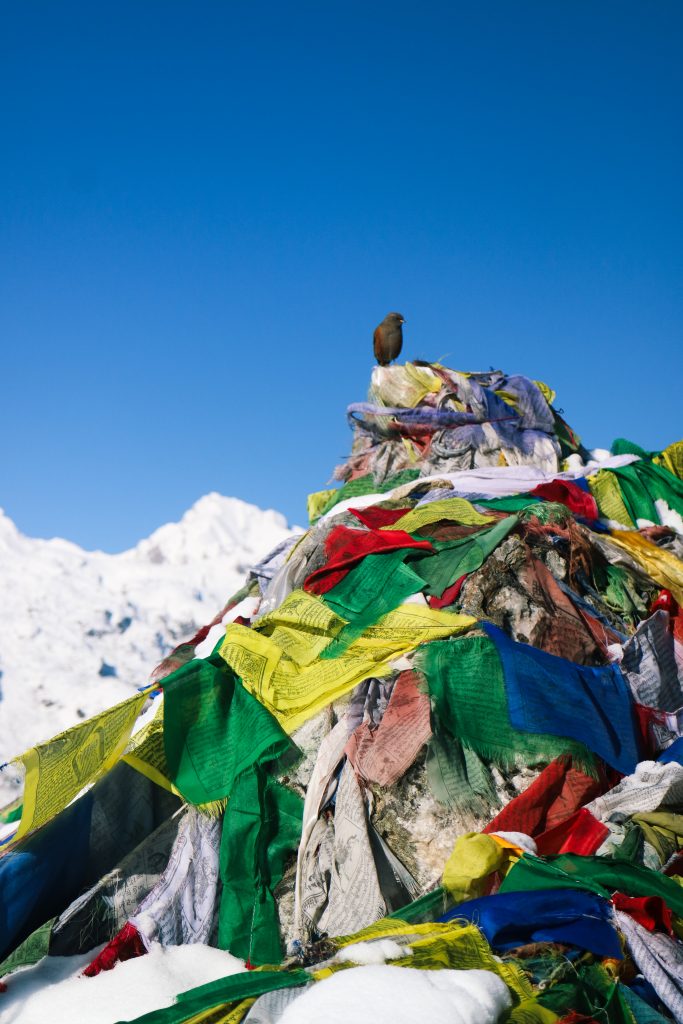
[1, 2, 681, 551]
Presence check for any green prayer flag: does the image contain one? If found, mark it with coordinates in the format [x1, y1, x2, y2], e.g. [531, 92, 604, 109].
[317, 468, 421, 519]
[115, 968, 310, 1024]
[426, 723, 499, 816]
[500, 852, 683, 918]
[416, 633, 590, 772]
[163, 655, 292, 805]
[410, 515, 518, 596]
[163, 655, 303, 966]
[0, 916, 55, 977]
[610, 460, 683, 526]
[219, 768, 303, 965]
[477, 495, 540, 513]
[322, 550, 425, 656]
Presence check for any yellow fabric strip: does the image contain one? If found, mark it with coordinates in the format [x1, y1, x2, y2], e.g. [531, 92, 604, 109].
[386, 498, 494, 534]
[390, 927, 532, 999]
[123, 705, 181, 797]
[608, 529, 683, 605]
[182, 1000, 257, 1024]
[15, 688, 148, 841]
[370, 362, 442, 408]
[220, 590, 475, 733]
[334, 918, 443, 946]
[307, 489, 337, 524]
[509, 1000, 560, 1023]
[442, 832, 508, 902]
[655, 440, 683, 481]
[589, 472, 633, 526]
[323, 919, 532, 1000]
[495, 389, 521, 410]
[534, 380, 557, 406]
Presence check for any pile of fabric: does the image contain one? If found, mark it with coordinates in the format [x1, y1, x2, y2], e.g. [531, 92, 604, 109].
[2, 361, 683, 1023]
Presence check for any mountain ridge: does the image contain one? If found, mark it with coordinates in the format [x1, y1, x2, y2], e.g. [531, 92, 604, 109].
[0, 493, 295, 777]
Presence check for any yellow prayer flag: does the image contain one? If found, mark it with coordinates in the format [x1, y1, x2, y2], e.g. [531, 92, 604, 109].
[123, 701, 180, 796]
[370, 362, 442, 408]
[441, 832, 507, 903]
[589, 472, 633, 526]
[386, 498, 494, 534]
[608, 529, 683, 606]
[508, 1000, 560, 1023]
[534, 380, 557, 406]
[655, 440, 683, 481]
[220, 590, 475, 733]
[307, 489, 337, 524]
[14, 688, 148, 841]
[331, 919, 532, 999]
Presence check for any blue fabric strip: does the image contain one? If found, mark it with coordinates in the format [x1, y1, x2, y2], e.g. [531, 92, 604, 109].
[657, 737, 683, 766]
[484, 622, 641, 775]
[440, 886, 621, 959]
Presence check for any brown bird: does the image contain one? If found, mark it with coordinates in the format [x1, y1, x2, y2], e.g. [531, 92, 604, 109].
[373, 312, 406, 366]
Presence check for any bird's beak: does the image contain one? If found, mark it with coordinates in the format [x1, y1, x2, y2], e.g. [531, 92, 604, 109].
[402, 318, 407, 324]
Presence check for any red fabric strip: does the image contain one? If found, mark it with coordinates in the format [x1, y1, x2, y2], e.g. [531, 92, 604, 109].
[612, 892, 674, 936]
[349, 506, 412, 530]
[484, 757, 612, 838]
[535, 807, 608, 857]
[428, 575, 467, 609]
[530, 479, 599, 520]
[345, 671, 431, 787]
[82, 922, 147, 977]
[558, 1013, 602, 1024]
[633, 703, 660, 760]
[304, 525, 433, 596]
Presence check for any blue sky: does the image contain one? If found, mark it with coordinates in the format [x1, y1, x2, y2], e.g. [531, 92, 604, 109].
[1, 2, 681, 551]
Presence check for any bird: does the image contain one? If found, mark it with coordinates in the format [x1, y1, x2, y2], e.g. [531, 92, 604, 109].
[373, 312, 406, 366]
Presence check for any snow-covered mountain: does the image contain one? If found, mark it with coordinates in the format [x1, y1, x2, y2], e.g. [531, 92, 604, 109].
[0, 494, 295, 770]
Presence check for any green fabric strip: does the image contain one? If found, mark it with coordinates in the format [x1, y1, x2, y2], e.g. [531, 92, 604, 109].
[477, 495, 540, 513]
[218, 768, 303, 965]
[610, 460, 683, 525]
[416, 633, 590, 772]
[163, 655, 303, 966]
[553, 410, 589, 460]
[425, 726, 500, 816]
[621, 983, 672, 1023]
[163, 655, 292, 806]
[388, 885, 451, 923]
[409, 515, 518, 596]
[0, 800, 23, 825]
[317, 468, 421, 518]
[500, 852, 683, 918]
[115, 968, 310, 1024]
[321, 550, 425, 656]
[538, 963, 633, 1024]
[0, 916, 55, 977]
[611, 438, 655, 459]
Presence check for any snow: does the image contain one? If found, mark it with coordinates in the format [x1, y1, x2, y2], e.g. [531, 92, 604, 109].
[278, 965, 512, 1024]
[0, 493, 295, 792]
[0, 943, 245, 1024]
[0, 951, 512, 1024]
[336, 939, 413, 965]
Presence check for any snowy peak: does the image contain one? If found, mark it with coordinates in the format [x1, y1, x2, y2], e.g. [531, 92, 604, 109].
[130, 493, 290, 570]
[0, 495, 295, 771]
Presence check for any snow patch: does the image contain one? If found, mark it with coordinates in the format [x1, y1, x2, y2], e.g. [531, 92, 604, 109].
[0, 495, 294, 780]
[0, 943, 245, 1024]
[278, 965, 512, 1024]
